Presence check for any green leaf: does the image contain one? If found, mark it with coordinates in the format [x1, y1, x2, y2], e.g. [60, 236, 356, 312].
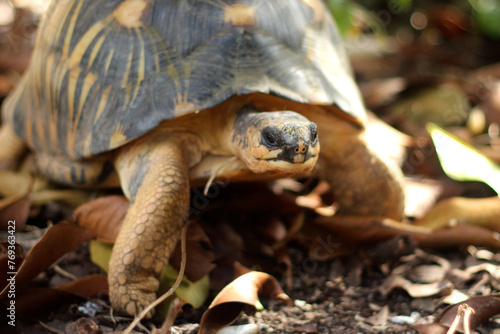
[158, 266, 210, 309]
[89, 240, 210, 311]
[427, 123, 500, 195]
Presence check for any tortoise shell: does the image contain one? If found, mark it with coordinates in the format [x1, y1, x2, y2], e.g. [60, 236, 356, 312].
[2, 0, 365, 159]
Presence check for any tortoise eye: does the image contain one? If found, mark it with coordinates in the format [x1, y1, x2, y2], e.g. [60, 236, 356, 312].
[310, 123, 318, 145]
[261, 126, 281, 149]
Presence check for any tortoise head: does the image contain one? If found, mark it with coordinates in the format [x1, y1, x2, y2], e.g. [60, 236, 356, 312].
[232, 108, 319, 174]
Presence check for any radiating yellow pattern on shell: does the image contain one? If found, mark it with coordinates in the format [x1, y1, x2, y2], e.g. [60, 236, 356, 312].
[112, 0, 150, 28]
[223, 3, 256, 26]
[2, 0, 364, 161]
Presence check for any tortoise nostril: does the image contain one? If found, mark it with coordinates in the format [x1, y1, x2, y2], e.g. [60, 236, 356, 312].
[295, 146, 307, 154]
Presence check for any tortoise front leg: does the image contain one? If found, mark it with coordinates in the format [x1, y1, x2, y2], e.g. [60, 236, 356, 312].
[109, 138, 189, 316]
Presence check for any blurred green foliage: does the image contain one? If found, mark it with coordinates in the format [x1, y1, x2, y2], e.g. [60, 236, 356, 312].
[469, 0, 500, 39]
[329, 0, 500, 40]
[327, 0, 354, 35]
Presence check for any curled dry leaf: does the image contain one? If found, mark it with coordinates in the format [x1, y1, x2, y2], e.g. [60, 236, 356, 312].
[413, 323, 449, 334]
[314, 216, 500, 249]
[414, 197, 500, 231]
[416, 224, 500, 250]
[431, 296, 500, 333]
[0, 222, 96, 298]
[409, 265, 447, 284]
[73, 195, 128, 243]
[198, 271, 293, 334]
[380, 275, 453, 298]
[465, 263, 500, 279]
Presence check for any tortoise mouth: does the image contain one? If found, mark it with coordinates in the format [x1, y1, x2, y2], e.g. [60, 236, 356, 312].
[257, 154, 318, 163]
[252, 154, 318, 174]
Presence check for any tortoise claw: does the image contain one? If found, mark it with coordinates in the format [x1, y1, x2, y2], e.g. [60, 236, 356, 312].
[109, 275, 158, 318]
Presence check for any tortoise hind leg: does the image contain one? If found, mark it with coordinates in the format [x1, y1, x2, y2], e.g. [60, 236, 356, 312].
[109, 138, 189, 316]
[320, 134, 404, 220]
[35, 153, 119, 188]
[304, 109, 404, 220]
[0, 125, 27, 169]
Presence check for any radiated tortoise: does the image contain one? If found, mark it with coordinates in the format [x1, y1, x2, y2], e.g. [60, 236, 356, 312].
[0, 0, 404, 316]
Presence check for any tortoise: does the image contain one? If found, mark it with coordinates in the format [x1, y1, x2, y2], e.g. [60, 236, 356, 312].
[0, 0, 404, 316]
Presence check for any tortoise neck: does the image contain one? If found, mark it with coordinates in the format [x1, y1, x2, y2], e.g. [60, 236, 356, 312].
[227, 107, 261, 159]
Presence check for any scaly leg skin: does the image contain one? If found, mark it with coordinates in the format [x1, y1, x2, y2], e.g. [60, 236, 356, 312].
[0, 125, 27, 169]
[109, 138, 189, 317]
[320, 134, 404, 220]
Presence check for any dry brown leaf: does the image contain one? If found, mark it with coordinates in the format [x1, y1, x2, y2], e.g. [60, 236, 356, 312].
[434, 296, 500, 333]
[170, 222, 216, 282]
[313, 215, 433, 244]
[314, 216, 500, 249]
[413, 323, 449, 334]
[409, 265, 447, 283]
[416, 224, 500, 249]
[0, 194, 30, 231]
[414, 197, 500, 231]
[75, 196, 214, 283]
[198, 271, 292, 334]
[12, 274, 108, 316]
[380, 275, 453, 298]
[73, 195, 128, 243]
[0, 222, 96, 298]
[366, 305, 389, 326]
